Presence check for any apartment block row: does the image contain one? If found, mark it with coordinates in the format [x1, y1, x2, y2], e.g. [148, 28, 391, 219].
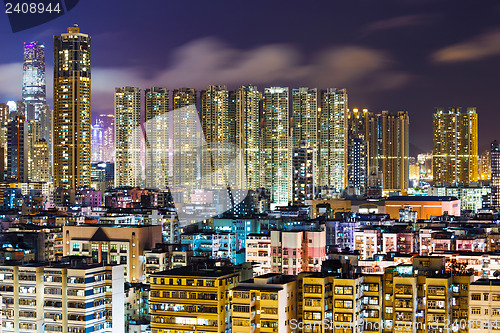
[149, 258, 500, 333]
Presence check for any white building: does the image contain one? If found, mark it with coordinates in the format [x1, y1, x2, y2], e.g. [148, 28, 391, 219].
[245, 234, 272, 276]
[0, 261, 124, 333]
[469, 279, 500, 332]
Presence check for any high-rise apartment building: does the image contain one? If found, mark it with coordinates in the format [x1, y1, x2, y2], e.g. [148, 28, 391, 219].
[347, 108, 372, 195]
[292, 140, 315, 205]
[114, 87, 141, 188]
[377, 110, 409, 194]
[263, 87, 290, 205]
[235, 86, 261, 190]
[292, 88, 318, 149]
[200, 85, 230, 189]
[479, 149, 491, 181]
[6, 115, 26, 182]
[25, 119, 41, 182]
[318, 88, 348, 193]
[433, 107, 479, 185]
[144, 87, 169, 189]
[172, 88, 198, 188]
[22, 41, 46, 121]
[53, 25, 91, 189]
[31, 139, 49, 182]
[491, 140, 500, 208]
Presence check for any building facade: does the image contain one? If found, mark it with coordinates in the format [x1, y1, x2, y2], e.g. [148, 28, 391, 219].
[235, 86, 261, 191]
[53, 25, 91, 189]
[263, 87, 291, 205]
[172, 88, 198, 189]
[149, 266, 240, 333]
[22, 41, 46, 121]
[114, 87, 141, 188]
[433, 107, 479, 185]
[0, 262, 124, 333]
[318, 88, 348, 193]
[144, 87, 170, 189]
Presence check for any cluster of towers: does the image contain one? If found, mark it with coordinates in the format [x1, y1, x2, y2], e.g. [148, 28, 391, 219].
[112, 85, 411, 205]
[3, 25, 485, 207]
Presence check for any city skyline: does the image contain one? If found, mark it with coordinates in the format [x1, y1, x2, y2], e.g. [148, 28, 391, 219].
[1, 0, 500, 153]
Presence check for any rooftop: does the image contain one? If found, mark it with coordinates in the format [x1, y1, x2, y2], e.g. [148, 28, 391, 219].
[151, 264, 241, 278]
[386, 196, 459, 202]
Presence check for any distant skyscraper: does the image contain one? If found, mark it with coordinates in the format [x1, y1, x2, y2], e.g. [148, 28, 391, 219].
[292, 140, 315, 205]
[22, 41, 46, 121]
[479, 149, 491, 181]
[318, 88, 348, 193]
[433, 107, 479, 185]
[200, 85, 230, 188]
[53, 25, 91, 189]
[235, 85, 261, 190]
[0, 103, 9, 122]
[228, 90, 237, 146]
[114, 87, 141, 188]
[172, 88, 197, 188]
[292, 87, 318, 148]
[101, 114, 115, 163]
[377, 111, 409, 193]
[91, 119, 103, 162]
[32, 139, 49, 182]
[292, 88, 317, 188]
[491, 140, 500, 208]
[263, 87, 290, 205]
[144, 87, 169, 189]
[7, 115, 26, 182]
[25, 119, 41, 181]
[347, 108, 372, 195]
[0, 103, 9, 171]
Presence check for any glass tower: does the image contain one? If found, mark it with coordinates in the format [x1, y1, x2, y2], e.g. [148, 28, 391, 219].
[22, 41, 46, 121]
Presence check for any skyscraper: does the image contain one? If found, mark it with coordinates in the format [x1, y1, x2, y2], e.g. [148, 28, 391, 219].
[318, 88, 348, 193]
[25, 119, 41, 181]
[200, 85, 230, 188]
[172, 88, 197, 188]
[292, 140, 315, 205]
[292, 88, 317, 190]
[53, 25, 91, 189]
[377, 110, 410, 194]
[31, 139, 50, 182]
[22, 41, 46, 121]
[7, 115, 26, 182]
[433, 107, 479, 185]
[91, 119, 103, 162]
[114, 87, 141, 188]
[263, 87, 290, 205]
[347, 108, 372, 195]
[144, 87, 169, 189]
[491, 140, 500, 208]
[292, 88, 318, 149]
[235, 85, 261, 190]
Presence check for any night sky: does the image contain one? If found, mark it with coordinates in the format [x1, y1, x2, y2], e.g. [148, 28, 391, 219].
[1, 0, 500, 154]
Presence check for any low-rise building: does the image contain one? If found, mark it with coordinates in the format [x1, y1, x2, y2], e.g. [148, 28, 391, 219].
[63, 224, 162, 282]
[232, 273, 297, 332]
[0, 260, 124, 333]
[246, 234, 272, 276]
[149, 265, 241, 333]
